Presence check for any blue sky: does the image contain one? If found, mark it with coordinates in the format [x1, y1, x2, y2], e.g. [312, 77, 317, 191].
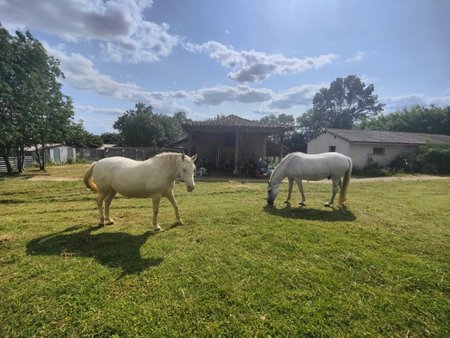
[1, 0, 449, 134]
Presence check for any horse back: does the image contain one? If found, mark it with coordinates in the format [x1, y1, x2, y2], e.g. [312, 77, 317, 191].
[288, 152, 350, 179]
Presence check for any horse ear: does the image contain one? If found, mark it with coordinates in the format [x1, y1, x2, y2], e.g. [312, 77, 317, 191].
[191, 154, 197, 162]
[181, 153, 186, 161]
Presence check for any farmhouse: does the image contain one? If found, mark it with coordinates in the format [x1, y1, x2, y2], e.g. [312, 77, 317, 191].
[307, 128, 450, 168]
[179, 115, 293, 174]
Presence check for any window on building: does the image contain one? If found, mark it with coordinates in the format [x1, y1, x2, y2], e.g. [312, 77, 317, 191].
[329, 146, 336, 152]
[373, 147, 385, 155]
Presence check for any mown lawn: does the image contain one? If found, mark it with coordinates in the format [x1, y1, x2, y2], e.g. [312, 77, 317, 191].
[1, 165, 449, 337]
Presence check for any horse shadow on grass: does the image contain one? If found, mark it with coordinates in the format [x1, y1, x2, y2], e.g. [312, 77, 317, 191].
[26, 223, 180, 275]
[263, 203, 356, 222]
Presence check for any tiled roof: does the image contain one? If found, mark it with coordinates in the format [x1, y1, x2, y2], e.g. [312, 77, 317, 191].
[322, 128, 450, 145]
[183, 114, 293, 131]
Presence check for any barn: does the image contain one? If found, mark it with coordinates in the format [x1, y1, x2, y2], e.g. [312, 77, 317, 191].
[307, 128, 450, 168]
[176, 115, 293, 174]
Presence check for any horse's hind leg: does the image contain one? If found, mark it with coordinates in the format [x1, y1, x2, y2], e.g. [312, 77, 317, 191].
[285, 178, 294, 204]
[166, 190, 182, 225]
[151, 195, 162, 231]
[96, 191, 108, 225]
[325, 179, 340, 207]
[104, 191, 117, 225]
[296, 179, 306, 206]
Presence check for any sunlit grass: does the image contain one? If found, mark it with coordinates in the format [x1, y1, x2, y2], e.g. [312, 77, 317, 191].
[1, 166, 449, 336]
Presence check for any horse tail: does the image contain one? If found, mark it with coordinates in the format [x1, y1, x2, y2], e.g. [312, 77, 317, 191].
[338, 157, 352, 206]
[83, 162, 98, 192]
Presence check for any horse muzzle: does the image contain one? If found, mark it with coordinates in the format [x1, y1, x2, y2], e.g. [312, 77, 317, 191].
[187, 184, 195, 192]
[267, 199, 274, 206]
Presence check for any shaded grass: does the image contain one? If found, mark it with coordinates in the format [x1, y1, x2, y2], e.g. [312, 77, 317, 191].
[0, 167, 449, 337]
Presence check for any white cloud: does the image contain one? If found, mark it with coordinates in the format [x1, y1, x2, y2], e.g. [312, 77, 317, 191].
[382, 93, 450, 111]
[191, 86, 273, 106]
[0, 0, 177, 63]
[265, 85, 321, 110]
[184, 41, 338, 83]
[75, 104, 123, 115]
[345, 51, 365, 63]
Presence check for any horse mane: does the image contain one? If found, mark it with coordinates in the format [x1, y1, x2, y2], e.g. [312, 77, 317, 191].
[151, 152, 185, 166]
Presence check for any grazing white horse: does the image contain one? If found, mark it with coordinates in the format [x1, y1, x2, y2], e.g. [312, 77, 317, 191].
[267, 152, 352, 207]
[84, 152, 197, 230]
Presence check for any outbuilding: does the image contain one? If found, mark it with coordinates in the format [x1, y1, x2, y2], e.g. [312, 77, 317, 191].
[25, 144, 77, 164]
[307, 128, 450, 168]
[180, 115, 293, 174]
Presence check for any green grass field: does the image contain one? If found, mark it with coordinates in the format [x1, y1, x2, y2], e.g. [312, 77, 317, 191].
[1, 165, 449, 337]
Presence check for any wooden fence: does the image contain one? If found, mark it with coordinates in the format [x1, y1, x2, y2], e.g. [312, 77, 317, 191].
[0, 156, 34, 172]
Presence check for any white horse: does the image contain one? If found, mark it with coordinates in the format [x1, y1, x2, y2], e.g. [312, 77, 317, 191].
[267, 152, 352, 208]
[84, 152, 197, 231]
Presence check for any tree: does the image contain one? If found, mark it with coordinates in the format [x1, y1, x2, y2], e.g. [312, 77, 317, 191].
[16, 30, 74, 171]
[0, 26, 73, 172]
[113, 103, 164, 147]
[66, 120, 102, 148]
[297, 75, 385, 138]
[100, 132, 122, 145]
[113, 104, 189, 147]
[0, 26, 17, 173]
[359, 105, 450, 135]
[259, 113, 295, 126]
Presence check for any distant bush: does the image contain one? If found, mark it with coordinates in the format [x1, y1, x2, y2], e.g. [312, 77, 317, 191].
[389, 145, 450, 175]
[352, 158, 392, 177]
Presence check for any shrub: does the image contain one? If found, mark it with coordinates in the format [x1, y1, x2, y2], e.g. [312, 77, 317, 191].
[389, 145, 450, 175]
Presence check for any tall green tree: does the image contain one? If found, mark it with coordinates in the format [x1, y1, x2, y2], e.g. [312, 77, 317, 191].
[66, 120, 102, 148]
[298, 75, 385, 138]
[359, 105, 450, 135]
[114, 103, 164, 147]
[16, 30, 73, 171]
[0, 26, 73, 172]
[113, 104, 189, 147]
[0, 26, 21, 172]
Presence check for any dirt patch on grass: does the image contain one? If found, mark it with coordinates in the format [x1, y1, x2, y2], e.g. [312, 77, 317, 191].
[28, 176, 79, 181]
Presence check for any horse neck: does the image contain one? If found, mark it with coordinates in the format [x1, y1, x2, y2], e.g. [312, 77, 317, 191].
[145, 153, 181, 179]
[269, 160, 287, 185]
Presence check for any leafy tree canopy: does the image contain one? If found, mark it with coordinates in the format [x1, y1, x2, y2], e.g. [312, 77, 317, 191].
[113, 103, 189, 147]
[359, 105, 450, 135]
[0, 25, 74, 172]
[297, 75, 384, 138]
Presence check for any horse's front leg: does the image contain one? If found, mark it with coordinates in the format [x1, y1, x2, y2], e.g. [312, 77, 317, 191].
[325, 179, 340, 207]
[296, 179, 306, 206]
[284, 178, 294, 204]
[151, 195, 162, 231]
[166, 190, 183, 225]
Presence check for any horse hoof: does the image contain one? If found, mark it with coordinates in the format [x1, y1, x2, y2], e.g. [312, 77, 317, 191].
[299, 202, 306, 206]
[105, 220, 115, 225]
[154, 225, 162, 232]
[176, 219, 184, 225]
[324, 203, 332, 208]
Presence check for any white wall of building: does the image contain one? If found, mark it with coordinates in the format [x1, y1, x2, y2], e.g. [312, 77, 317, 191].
[307, 133, 350, 155]
[49, 146, 76, 164]
[348, 143, 417, 168]
[307, 133, 418, 168]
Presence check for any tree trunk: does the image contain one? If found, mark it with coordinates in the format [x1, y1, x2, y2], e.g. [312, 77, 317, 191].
[16, 144, 25, 173]
[38, 146, 46, 171]
[0, 147, 14, 174]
